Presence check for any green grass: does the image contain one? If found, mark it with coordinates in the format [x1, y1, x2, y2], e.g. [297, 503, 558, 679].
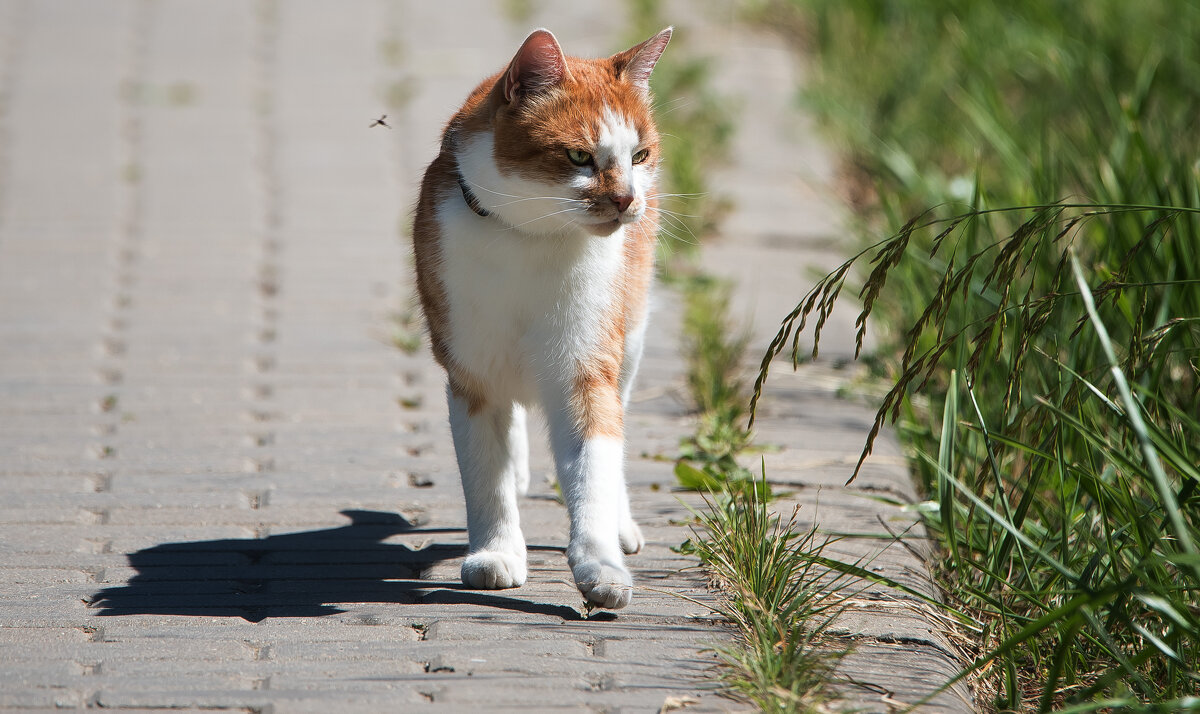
[750, 1, 1200, 710]
[761, 205, 1200, 710]
[681, 471, 847, 712]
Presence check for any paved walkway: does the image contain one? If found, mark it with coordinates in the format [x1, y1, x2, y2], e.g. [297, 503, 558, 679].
[0, 1, 971, 711]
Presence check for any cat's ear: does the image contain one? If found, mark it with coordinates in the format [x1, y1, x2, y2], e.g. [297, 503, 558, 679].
[503, 29, 570, 104]
[613, 27, 672, 93]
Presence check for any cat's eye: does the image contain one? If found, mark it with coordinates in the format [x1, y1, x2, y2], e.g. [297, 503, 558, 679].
[632, 148, 650, 165]
[566, 149, 593, 166]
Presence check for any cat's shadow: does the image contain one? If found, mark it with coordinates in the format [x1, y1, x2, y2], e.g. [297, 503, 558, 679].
[89, 509, 588, 622]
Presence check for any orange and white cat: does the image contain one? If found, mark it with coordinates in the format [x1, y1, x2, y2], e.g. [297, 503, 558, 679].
[412, 28, 671, 609]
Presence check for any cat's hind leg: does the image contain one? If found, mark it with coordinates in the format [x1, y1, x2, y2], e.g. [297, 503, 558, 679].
[617, 482, 644, 555]
[612, 362, 645, 557]
[448, 387, 528, 589]
[616, 311, 649, 555]
[510, 402, 531, 496]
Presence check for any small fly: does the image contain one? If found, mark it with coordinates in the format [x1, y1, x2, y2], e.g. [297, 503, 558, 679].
[370, 114, 390, 129]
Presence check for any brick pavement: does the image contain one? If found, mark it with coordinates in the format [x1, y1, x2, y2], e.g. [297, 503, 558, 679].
[0, 1, 972, 711]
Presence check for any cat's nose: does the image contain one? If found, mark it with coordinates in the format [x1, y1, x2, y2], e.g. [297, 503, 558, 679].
[611, 195, 634, 213]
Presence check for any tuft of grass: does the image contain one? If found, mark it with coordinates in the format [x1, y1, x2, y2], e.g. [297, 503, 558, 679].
[680, 470, 847, 713]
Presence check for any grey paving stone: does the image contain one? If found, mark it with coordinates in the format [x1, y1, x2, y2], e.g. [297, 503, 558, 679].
[0, 0, 974, 711]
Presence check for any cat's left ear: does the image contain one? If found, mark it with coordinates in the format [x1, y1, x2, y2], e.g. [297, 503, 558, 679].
[613, 27, 673, 93]
[503, 29, 571, 104]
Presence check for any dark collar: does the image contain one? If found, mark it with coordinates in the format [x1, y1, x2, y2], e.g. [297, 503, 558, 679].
[444, 127, 490, 219]
[455, 171, 490, 218]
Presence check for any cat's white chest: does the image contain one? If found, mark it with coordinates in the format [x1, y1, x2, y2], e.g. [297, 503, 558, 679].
[436, 197, 623, 400]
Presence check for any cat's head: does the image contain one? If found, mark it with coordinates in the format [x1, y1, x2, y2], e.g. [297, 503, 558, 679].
[456, 28, 672, 237]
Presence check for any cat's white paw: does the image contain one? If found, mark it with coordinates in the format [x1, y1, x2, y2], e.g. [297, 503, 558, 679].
[572, 559, 633, 610]
[619, 520, 645, 555]
[461, 551, 527, 589]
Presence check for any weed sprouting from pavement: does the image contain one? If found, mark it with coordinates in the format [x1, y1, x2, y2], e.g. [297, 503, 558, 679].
[682, 470, 849, 713]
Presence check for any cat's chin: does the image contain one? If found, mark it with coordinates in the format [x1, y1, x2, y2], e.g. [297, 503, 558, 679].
[582, 219, 623, 237]
[583, 216, 642, 237]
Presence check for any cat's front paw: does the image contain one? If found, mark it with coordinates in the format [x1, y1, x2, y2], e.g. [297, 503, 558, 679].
[572, 559, 633, 610]
[619, 520, 645, 555]
[461, 551, 527, 589]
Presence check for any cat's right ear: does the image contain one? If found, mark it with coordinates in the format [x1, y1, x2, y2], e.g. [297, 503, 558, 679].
[503, 29, 570, 104]
[614, 27, 672, 93]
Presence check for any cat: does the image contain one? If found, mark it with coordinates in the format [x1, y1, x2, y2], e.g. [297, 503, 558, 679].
[411, 27, 672, 610]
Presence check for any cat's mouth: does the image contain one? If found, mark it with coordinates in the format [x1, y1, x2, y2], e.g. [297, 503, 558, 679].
[582, 206, 642, 236]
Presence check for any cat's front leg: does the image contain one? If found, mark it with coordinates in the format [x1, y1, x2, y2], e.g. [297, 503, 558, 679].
[448, 387, 528, 589]
[543, 381, 633, 609]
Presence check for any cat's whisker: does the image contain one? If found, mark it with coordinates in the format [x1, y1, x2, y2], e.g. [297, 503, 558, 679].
[645, 207, 704, 230]
[650, 97, 694, 119]
[648, 191, 709, 201]
[487, 196, 580, 211]
[458, 181, 527, 200]
[651, 96, 689, 110]
[661, 223, 700, 248]
[660, 228, 700, 249]
[645, 209, 700, 247]
[654, 227, 696, 254]
[462, 180, 585, 208]
[493, 196, 584, 209]
[650, 216, 690, 243]
[646, 205, 704, 220]
[655, 132, 706, 153]
[502, 206, 588, 231]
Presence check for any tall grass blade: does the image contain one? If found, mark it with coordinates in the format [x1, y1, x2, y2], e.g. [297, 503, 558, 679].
[937, 370, 959, 562]
[1069, 253, 1200, 576]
